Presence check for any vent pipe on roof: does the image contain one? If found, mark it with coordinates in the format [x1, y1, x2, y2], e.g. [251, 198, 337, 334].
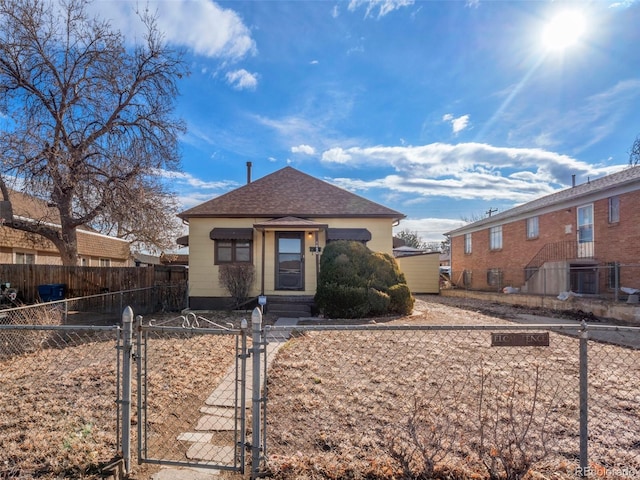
[572, 174, 576, 188]
[246, 161, 252, 184]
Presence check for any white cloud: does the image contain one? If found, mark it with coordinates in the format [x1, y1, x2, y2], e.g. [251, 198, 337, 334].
[443, 113, 470, 134]
[158, 169, 238, 191]
[322, 148, 353, 164]
[225, 69, 258, 90]
[320, 142, 620, 203]
[291, 144, 316, 155]
[348, 0, 415, 18]
[88, 0, 256, 60]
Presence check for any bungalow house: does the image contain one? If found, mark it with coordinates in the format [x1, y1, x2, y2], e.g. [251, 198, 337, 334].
[177, 166, 406, 310]
[446, 165, 640, 297]
[0, 190, 131, 266]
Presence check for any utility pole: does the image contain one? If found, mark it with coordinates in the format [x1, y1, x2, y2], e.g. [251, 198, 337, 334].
[486, 207, 498, 217]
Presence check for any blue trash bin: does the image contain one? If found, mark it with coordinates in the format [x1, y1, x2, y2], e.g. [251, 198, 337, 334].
[38, 284, 66, 302]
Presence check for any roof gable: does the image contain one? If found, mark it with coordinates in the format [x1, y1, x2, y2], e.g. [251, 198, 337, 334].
[178, 166, 404, 219]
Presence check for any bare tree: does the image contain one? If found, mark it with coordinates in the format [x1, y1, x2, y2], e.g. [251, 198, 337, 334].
[0, 0, 187, 264]
[396, 229, 427, 249]
[630, 135, 640, 166]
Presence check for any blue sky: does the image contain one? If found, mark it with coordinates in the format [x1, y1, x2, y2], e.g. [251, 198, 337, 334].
[93, 0, 640, 244]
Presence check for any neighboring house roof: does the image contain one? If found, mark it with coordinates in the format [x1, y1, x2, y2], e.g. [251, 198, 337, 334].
[1, 189, 130, 260]
[178, 166, 405, 220]
[446, 165, 640, 236]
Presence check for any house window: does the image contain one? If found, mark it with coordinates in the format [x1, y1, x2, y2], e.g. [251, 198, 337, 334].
[607, 261, 620, 289]
[489, 226, 502, 250]
[15, 252, 35, 264]
[526, 216, 539, 239]
[464, 233, 472, 254]
[215, 240, 252, 264]
[608, 196, 620, 223]
[487, 268, 503, 287]
[80, 257, 89, 266]
[100, 258, 111, 267]
[463, 270, 472, 288]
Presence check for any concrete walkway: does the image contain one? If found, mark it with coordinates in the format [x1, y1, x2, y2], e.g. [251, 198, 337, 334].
[150, 317, 298, 480]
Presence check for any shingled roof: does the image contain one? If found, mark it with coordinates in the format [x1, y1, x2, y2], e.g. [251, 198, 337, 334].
[178, 167, 405, 220]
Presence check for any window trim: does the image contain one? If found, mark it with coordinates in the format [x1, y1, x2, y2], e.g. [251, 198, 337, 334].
[489, 225, 503, 251]
[608, 196, 620, 224]
[214, 239, 253, 265]
[464, 233, 472, 254]
[526, 216, 539, 240]
[15, 251, 35, 265]
[487, 268, 503, 287]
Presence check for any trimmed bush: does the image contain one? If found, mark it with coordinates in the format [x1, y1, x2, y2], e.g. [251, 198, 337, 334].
[315, 240, 414, 318]
[314, 282, 370, 319]
[367, 288, 391, 315]
[388, 283, 414, 315]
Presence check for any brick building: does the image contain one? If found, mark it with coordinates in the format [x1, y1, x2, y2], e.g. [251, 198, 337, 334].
[446, 166, 640, 296]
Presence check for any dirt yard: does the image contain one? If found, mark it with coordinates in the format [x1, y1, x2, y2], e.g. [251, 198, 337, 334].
[1, 296, 638, 479]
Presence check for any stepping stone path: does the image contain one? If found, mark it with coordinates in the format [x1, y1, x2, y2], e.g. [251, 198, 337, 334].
[151, 318, 298, 479]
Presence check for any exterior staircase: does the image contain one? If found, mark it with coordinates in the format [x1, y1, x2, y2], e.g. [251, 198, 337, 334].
[265, 295, 314, 318]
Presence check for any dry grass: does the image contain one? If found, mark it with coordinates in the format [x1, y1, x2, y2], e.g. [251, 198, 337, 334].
[1, 301, 639, 479]
[264, 299, 640, 479]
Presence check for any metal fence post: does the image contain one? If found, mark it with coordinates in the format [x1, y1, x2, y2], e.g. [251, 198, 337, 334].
[121, 306, 134, 474]
[579, 320, 589, 475]
[251, 307, 263, 479]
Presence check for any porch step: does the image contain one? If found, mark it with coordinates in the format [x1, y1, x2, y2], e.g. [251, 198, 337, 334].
[268, 303, 311, 317]
[266, 296, 314, 318]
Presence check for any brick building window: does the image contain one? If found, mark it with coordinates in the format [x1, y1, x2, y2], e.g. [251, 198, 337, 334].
[463, 270, 472, 287]
[100, 258, 111, 267]
[464, 233, 472, 254]
[487, 268, 503, 287]
[526, 216, 539, 239]
[608, 196, 620, 223]
[607, 261, 620, 289]
[489, 226, 502, 250]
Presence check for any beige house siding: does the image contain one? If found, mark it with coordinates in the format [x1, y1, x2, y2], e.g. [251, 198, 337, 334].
[187, 217, 397, 299]
[396, 253, 440, 294]
[0, 225, 131, 266]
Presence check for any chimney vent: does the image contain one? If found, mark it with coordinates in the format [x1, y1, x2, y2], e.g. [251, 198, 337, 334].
[572, 174, 576, 188]
[246, 161, 252, 184]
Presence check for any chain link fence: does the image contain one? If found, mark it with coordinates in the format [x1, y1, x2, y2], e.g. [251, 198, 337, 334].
[0, 321, 121, 479]
[447, 263, 640, 302]
[262, 323, 640, 480]
[136, 315, 248, 472]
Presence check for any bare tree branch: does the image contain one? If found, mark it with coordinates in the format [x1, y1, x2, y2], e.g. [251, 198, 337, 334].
[0, 0, 187, 264]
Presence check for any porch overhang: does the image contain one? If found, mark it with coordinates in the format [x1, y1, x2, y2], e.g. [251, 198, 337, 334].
[209, 227, 254, 240]
[253, 216, 328, 231]
[326, 228, 372, 242]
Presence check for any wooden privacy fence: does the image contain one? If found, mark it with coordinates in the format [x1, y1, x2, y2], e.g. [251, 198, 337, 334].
[0, 264, 187, 304]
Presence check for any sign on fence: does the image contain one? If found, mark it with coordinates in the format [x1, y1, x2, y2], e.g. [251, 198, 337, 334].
[491, 332, 550, 347]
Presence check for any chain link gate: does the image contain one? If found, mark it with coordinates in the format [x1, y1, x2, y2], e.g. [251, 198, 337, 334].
[135, 313, 249, 473]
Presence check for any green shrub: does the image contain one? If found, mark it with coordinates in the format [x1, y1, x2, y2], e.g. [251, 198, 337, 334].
[367, 288, 390, 315]
[388, 283, 414, 315]
[315, 240, 414, 318]
[315, 282, 370, 318]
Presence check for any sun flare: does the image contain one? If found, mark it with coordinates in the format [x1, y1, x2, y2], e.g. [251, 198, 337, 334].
[542, 10, 587, 51]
